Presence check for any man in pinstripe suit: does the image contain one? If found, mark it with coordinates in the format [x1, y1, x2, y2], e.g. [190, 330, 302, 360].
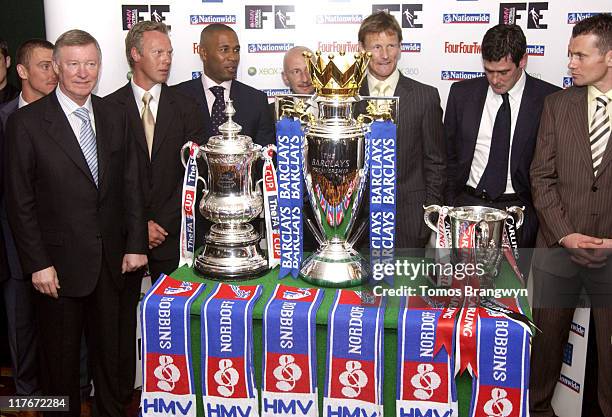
[529, 14, 612, 417]
[358, 11, 446, 249]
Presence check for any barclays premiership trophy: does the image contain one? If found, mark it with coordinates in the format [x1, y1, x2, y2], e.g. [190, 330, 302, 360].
[423, 205, 524, 287]
[276, 51, 397, 287]
[181, 101, 268, 279]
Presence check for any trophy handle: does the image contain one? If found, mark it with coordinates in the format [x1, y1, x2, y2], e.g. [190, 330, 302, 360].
[254, 178, 263, 196]
[506, 206, 524, 229]
[423, 205, 442, 233]
[180, 142, 207, 192]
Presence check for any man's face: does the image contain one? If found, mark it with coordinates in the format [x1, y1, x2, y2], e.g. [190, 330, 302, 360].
[0, 52, 9, 88]
[132, 30, 172, 89]
[568, 33, 612, 89]
[53, 43, 100, 106]
[360, 31, 400, 81]
[18, 47, 57, 98]
[483, 54, 527, 95]
[282, 50, 314, 94]
[199, 30, 240, 84]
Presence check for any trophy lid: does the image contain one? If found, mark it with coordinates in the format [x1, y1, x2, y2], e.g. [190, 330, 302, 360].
[204, 100, 256, 153]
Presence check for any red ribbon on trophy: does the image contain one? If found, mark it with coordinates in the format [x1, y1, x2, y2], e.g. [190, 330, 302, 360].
[262, 144, 281, 269]
[179, 142, 200, 269]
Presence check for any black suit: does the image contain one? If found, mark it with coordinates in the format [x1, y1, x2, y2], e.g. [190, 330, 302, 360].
[173, 76, 275, 146]
[0, 97, 39, 396]
[359, 73, 446, 249]
[4, 91, 147, 417]
[444, 74, 560, 248]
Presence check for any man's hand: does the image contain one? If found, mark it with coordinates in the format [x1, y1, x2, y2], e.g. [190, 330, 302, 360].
[560, 233, 607, 268]
[32, 266, 60, 298]
[148, 220, 168, 249]
[122, 254, 148, 274]
[578, 237, 612, 263]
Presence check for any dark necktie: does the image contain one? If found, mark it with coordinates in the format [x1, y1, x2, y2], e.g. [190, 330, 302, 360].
[477, 92, 511, 200]
[209, 86, 226, 135]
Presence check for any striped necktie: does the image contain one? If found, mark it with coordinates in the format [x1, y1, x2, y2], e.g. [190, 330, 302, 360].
[73, 107, 99, 186]
[590, 95, 611, 176]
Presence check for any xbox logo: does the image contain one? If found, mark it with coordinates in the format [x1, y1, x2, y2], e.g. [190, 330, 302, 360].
[248, 67, 257, 76]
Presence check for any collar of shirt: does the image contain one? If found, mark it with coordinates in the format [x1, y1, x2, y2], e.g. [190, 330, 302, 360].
[486, 68, 527, 106]
[201, 73, 232, 116]
[131, 80, 162, 120]
[366, 68, 400, 97]
[18, 92, 29, 109]
[587, 84, 612, 124]
[56, 86, 96, 135]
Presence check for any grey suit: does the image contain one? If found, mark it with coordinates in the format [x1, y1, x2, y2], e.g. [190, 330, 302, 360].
[529, 86, 612, 417]
[359, 73, 446, 249]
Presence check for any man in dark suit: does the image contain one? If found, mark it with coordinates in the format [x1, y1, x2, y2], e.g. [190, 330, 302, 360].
[357, 11, 446, 249]
[0, 38, 56, 406]
[4, 30, 147, 417]
[444, 24, 559, 253]
[106, 20, 205, 403]
[529, 14, 612, 417]
[174, 23, 274, 147]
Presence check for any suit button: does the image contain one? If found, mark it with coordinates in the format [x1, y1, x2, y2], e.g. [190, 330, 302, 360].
[592, 185, 598, 192]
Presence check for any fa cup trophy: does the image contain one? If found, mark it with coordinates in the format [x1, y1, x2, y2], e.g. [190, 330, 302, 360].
[181, 101, 268, 279]
[276, 51, 396, 287]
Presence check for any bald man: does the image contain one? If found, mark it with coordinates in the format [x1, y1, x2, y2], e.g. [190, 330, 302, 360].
[282, 46, 314, 95]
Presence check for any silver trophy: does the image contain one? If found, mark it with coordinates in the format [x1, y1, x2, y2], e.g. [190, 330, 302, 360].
[181, 101, 268, 278]
[277, 51, 396, 287]
[424, 205, 524, 286]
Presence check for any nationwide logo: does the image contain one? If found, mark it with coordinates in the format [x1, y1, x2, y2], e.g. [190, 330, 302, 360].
[317, 41, 360, 53]
[562, 342, 573, 366]
[263, 88, 291, 97]
[401, 42, 421, 52]
[245, 5, 296, 29]
[443, 13, 490, 24]
[563, 77, 573, 89]
[441, 70, 485, 80]
[567, 12, 609, 24]
[248, 43, 293, 53]
[315, 14, 363, 24]
[371, 4, 423, 28]
[499, 2, 548, 29]
[192, 71, 202, 79]
[190, 15, 236, 25]
[559, 374, 580, 393]
[570, 321, 585, 336]
[526, 44, 545, 56]
[121, 4, 170, 30]
[444, 41, 481, 54]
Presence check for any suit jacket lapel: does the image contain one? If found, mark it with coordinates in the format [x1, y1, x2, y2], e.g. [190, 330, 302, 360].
[151, 84, 172, 160]
[464, 78, 488, 162]
[45, 93, 96, 185]
[511, 74, 537, 175]
[193, 78, 212, 137]
[92, 96, 109, 189]
[393, 75, 413, 125]
[119, 83, 149, 157]
[567, 88, 594, 178]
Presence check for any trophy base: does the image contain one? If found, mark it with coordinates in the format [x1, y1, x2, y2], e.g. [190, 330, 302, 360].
[194, 223, 268, 279]
[299, 241, 369, 288]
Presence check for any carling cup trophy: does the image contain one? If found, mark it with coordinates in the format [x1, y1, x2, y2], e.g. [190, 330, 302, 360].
[423, 205, 524, 287]
[276, 51, 395, 287]
[181, 101, 268, 279]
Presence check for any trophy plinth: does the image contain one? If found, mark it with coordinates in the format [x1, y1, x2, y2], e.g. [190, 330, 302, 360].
[187, 101, 268, 280]
[300, 239, 367, 287]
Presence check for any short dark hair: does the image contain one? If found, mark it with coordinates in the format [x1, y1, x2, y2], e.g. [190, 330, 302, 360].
[358, 11, 403, 44]
[481, 24, 526, 66]
[572, 13, 612, 54]
[16, 39, 54, 67]
[0, 37, 8, 59]
[125, 20, 169, 68]
[199, 23, 236, 47]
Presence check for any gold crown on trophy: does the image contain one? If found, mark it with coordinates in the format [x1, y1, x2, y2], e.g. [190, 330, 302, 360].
[305, 50, 371, 98]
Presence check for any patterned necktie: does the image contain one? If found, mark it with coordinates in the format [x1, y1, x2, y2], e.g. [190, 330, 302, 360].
[73, 107, 98, 186]
[142, 92, 155, 158]
[209, 86, 226, 135]
[477, 92, 511, 200]
[374, 81, 391, 97]
[590, 95, 611, 176]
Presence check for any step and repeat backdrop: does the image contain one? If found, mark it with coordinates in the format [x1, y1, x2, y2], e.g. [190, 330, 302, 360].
[45, 0, 608, 108]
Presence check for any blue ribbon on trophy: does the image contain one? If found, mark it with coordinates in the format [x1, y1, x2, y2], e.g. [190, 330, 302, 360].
[368, 120, 397, 284]
[276, 118, 304, 278]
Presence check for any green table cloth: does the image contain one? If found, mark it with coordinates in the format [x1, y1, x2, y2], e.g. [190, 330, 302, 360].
[165, 260, 529, 417]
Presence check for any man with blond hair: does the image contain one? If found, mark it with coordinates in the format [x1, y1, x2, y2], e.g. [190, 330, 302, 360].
[4, 29, 147, 416]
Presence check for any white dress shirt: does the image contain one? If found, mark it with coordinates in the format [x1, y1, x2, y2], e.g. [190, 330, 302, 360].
[201, 73, 232, 116]
[366, 68, 400, 97]
[131, 80, 162, 121]
[467, 70, 526, 194]
[56, 86, 96, 137]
